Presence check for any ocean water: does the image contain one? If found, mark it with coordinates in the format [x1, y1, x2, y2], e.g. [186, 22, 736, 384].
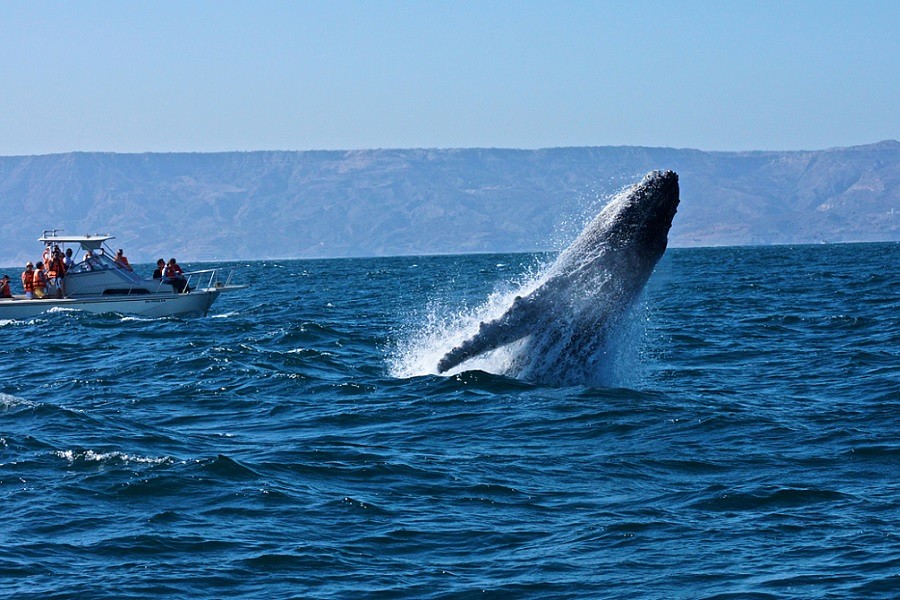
[1, 242, 898, 599]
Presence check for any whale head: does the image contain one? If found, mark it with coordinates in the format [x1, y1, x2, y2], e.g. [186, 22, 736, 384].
[615, 169, 679, 261]
[553, 170, 679, 281]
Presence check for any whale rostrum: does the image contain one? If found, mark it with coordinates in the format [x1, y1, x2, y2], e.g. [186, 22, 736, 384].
[436, 170, 680, 381]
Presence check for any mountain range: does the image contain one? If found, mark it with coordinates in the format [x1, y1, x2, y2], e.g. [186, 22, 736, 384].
[1, 141, 897, 265]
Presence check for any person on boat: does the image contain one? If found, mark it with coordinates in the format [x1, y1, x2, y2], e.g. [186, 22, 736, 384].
[115, 249, 133, 271]
[0, 275, 12, 298]
[82, 251, 101, 271]
[47, 247, 67, 298]
[64, 247, 75, 271]
[162, 258, 188, 293]
[152, 258, 165, 280]
[21, 262, 35, 299]
[32, 261, 49, 299]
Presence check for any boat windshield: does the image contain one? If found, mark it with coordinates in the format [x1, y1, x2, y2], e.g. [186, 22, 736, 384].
[67, 250, 143, 282]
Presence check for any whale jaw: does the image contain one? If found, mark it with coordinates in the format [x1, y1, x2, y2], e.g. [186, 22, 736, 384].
[436, 170, 679, 378]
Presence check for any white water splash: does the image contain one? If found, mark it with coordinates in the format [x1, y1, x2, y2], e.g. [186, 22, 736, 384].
[45, 306, 79, 313]
[0, 392, 35, 409]
[388, 263, 545, 379]
[54, 449, 173, 465]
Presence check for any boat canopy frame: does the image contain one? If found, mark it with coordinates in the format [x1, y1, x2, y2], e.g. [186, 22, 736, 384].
[39, 230, 115, 253]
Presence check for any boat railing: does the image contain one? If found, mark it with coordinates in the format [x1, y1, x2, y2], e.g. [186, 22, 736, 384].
[142, 267, 240, 295]
[182, 267, 238, 293]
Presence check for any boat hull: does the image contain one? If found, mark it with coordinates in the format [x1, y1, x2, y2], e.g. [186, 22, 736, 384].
[0, 289, 222, 319]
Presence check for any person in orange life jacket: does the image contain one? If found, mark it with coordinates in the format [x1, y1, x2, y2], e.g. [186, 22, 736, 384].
[115, 249, 133, 271]
[50, 247, 66, 273]
[0, 275, 12, 298]
[32, 261, 49, 299]
[21, 262, 35, 299]
[47, 247, 67, 298]
[163, 258, 188, 293]
[40, 245, 58, 286]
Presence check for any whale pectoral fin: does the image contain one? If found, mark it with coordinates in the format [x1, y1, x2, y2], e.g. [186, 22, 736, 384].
[436, 295, 540, 373]
[437, 325, 505, 373]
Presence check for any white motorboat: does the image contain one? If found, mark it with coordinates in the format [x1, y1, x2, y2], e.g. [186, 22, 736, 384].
[0, 232, 245, 319]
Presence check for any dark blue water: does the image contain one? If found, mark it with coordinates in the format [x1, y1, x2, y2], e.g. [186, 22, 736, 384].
[2, 243, 898, 599]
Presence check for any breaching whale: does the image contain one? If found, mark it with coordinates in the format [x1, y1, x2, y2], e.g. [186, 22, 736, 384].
[436, 170, 679, 383]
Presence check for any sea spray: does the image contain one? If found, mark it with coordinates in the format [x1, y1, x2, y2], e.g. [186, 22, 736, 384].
[387, 262, 547, 379]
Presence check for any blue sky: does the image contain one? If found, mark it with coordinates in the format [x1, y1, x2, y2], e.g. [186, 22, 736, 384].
[1, 0, 897, 154]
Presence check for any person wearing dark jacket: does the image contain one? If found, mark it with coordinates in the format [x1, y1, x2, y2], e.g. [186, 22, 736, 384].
[0, 275, 12, 298]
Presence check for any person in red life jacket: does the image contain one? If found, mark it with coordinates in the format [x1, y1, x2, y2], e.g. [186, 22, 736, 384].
[21, 262, 35, 299]
[162, 258, 188, 293]
[0, 275, 12, 298]
[115, 248, 133, 271]
[32, 261, 49, 299]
